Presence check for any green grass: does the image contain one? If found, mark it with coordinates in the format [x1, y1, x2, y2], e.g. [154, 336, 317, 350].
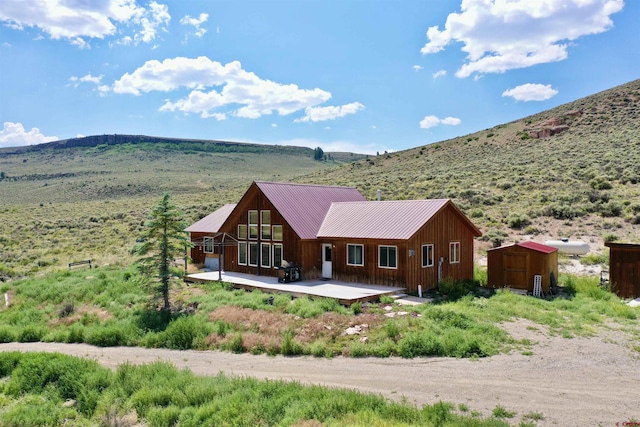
[0, 352, 508, 427]
[0, 267, 636, 359]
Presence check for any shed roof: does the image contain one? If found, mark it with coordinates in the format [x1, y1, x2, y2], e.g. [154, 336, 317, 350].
[317, 199, 481, 240]
[255, 181, 366, 239]
[185, 204, 236, 233]
[488, 241, 557, 254]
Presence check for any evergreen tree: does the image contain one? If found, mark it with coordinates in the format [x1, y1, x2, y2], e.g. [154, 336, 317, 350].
[314, 146, 324, 161]
[134, 193, 192, 311]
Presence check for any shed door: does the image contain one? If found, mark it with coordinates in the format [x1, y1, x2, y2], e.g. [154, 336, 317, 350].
[503, 253, 529, 289]
[322, 244, 332, 279]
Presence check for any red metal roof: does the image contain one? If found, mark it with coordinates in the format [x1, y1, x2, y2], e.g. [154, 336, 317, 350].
[255, 181, 366, 239]
[488, 241, 558, 254]
[318, 199, 453, 240]
[185, 204, 236, 233]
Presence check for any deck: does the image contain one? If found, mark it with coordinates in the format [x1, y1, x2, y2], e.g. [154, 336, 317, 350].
[185, 271, 406, 305]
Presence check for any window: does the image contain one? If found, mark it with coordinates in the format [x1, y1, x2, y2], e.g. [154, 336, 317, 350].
[379, 245, 397, 269]
[248, 210, 258, 239]
[238, 242, 247, 265]
[450, 242, 460, 264]
[347, 244, 364, 266]
[273, 243, 283, 268]
[237, 224, 247, 240]
[261, 243, 271, 268]
[422, 244, 434, 267]
[204, 237, 214, 254]
[249, 242, 258, 266]
[272, 225, 283, 241]
[261, 210, 271, 240]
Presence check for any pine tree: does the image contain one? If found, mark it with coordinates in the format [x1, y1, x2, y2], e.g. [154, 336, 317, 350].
[314, 146, 324, 161]
[134, 193, 192, 311]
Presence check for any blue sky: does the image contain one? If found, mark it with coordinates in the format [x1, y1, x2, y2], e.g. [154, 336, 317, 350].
[0, 0, 638, 154]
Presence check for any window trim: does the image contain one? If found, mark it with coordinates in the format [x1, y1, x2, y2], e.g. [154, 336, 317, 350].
[203, 237, 214, 254]
[422, 244, 434, 268]
[378, 245, 398, 269]
[260, 210, 271, 240]
[248, 210, 258, 240]
[450, 242, 461, 264]
[238, 242, 247, 266]
[272, 225, 283, 241]
[237, 224, 247, 240]
[272, 243, 283, 269]
[347, 244, 364, 266]
[260, 242, 271, 268]
[248, 242, 258, 267]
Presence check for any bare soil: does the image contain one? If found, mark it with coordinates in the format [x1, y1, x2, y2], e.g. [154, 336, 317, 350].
[1, 320, 638, 426]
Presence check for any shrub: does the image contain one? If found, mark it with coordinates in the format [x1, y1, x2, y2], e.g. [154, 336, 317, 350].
[86, 326, 126, 347]
[18, 326, 45, 343]
[506, 213, 531, 229]
[160, 315, 210, 350]
[438, 279, 476, 301]
[0, 326, 17, 343]
[603, 233, 618, 243]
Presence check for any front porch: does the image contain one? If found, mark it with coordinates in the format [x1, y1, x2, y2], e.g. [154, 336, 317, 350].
[185, 271, 406, 305]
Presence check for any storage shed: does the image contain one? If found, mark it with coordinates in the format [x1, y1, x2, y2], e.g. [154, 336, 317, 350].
[487, 241, 558, 295]
[604, 242, 640, 298]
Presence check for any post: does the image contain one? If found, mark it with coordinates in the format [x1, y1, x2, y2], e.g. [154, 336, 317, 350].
[418, 285, 422, 298]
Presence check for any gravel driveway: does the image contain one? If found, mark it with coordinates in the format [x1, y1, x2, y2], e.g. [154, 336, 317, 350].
[1, 321, 638, 426]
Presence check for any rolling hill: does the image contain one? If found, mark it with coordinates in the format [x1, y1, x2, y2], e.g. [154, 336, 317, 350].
[1, 79, 639, 278]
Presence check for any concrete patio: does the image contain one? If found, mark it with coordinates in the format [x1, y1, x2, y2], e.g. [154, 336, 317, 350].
[185, 271, 406, 305]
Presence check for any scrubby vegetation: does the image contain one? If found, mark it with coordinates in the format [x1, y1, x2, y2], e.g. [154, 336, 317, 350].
[0, 352, 513, 427]
[0, 267, 635, 359]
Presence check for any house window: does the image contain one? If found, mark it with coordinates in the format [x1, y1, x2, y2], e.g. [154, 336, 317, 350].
[272, 225, 283, 241]
[248, 242, 258, 266]
[450, 242, 460, 264]
[238, 224, 247, 240]
[261, 243, 271, 268]
[347, 244, 364, 266]
[248, 210, 258, 240]
[238, 242, 247, 265]
[379, 245, 397, 269]
[273, 243, 283, 268]
[261, 210, 271, 240]
[204, 237, 214, 254]
[422, 244, 434, 267]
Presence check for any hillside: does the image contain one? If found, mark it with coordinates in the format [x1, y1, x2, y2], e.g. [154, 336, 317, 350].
[301, 79, 640, 255]
[1, 79, 639, 278]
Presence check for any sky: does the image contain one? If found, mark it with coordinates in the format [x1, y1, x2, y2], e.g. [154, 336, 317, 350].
[0, 0, 638, 154]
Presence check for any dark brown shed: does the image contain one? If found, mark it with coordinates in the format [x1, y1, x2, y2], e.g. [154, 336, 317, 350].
[487, 241, 558, 295]
[604, 242, 640, 298]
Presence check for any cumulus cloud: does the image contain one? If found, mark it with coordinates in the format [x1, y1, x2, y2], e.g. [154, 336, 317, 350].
[420, 115, 461, 129]
[0, 122, 58, 147]
[111, 56, 361, 121]
[0, 0, 171, 47]
[433, 70, 446, 78]
[412, 65, 424, 72]
[421, 0, 624, 78]
[502, 83, 558, 101]
[180, 13, 208, 37]
[295, 102, 365, 123]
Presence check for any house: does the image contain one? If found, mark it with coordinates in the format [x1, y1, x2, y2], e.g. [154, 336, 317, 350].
[186, 181, 482, 293]
[487, 241, 559, 295]
[604, 242, 640, 298]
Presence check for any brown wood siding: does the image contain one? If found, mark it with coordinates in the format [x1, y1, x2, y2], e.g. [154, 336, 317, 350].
[189, 232, 208, 264]
[325, 204, 477, 293]
[487, 246, 558, 293]
[606, 244, 640, 298]
[218, 182, 305, 278]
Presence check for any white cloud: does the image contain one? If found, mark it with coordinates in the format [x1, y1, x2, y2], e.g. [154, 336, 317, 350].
[502, 83, 558, 101]
[270, 138, 381, 155]
[0, 122, 58, 147]
[112, 56, 351, 120]
[421, 0, 624, 78]
[0, 0, 171, 47]
[420, 115, 461, 129]
[433, 70, 446, 78]
[295, 102, 365, 123]
[412, 65, 424, 72]
[180, 13, 208, 37]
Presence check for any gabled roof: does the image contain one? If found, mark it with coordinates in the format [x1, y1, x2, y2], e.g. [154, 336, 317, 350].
[185, 204, 236, 233]
[488, 241, 557, 254]
[317, 199, 481, 240]
[256, 181, 366, 239]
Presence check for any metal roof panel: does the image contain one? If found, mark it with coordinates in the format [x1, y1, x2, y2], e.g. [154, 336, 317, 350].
[185, 204, 236, 233]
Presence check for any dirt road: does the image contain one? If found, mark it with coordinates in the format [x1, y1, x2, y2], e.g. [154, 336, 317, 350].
[1, 322, 638, 426]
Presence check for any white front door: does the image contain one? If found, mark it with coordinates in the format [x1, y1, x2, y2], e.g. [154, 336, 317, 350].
[322, 244, 332, 278]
